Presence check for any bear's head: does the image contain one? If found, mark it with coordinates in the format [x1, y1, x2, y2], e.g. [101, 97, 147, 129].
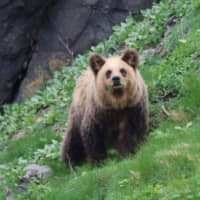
[89, 49, 142, 109]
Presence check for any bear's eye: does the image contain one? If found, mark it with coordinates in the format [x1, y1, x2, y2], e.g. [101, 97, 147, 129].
[106, 70, 112, 78]
[120, 68, 127, 76]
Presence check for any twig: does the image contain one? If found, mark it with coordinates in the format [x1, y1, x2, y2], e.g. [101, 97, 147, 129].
[161, 105, 170, 116]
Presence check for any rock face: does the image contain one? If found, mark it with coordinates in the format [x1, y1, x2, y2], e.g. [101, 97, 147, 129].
[0, 0, 54, 105]
[0, 0, 156, 104]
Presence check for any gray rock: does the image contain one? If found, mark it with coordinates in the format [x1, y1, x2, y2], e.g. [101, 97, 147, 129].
[6, 194, 15, 200]
[0, 0, 156, 104]
[16, 183, 29, 194]
[0, 0, 54, 105]
[140, 48, 157, 61]
[83, 0, 99, 6]
[5, 186, 14, 200]
[21, 164, 52, 183]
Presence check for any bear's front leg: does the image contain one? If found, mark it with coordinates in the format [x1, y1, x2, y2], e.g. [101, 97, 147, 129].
[118, 103, 148, 157]
[61, 116, 86, 165]
[81, 116, 107, 164]
[118, 119, 135, 157]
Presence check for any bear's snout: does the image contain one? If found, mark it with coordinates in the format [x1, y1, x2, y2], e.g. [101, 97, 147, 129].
[112, 76, 120, 86]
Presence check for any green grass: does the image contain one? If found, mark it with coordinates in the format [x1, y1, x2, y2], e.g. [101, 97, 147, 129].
[17, 119, 200, 200]
[1, 0, 200, 199]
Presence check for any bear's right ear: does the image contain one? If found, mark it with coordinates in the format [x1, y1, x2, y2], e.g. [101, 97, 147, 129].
[89, 54, 105, 75]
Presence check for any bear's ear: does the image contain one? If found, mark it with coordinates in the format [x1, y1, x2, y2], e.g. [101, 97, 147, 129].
[89, 54, 105, 75]
[121, 49, 139, 69]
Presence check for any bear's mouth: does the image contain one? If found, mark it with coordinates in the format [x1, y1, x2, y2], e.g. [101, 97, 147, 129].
[112, 85, 124, 90]
[107, 85, 125, 97]
[108, 84, 124, 93]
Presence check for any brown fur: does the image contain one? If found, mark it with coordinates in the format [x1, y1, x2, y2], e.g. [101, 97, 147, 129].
[61, 49, 149, 165]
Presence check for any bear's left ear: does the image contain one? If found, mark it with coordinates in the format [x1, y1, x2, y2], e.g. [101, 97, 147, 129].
[89, 54, 106, 75]
[121, 49, 139, 69]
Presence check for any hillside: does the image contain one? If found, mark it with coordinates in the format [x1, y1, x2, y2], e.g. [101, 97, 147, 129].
[0, 0, 200, 199]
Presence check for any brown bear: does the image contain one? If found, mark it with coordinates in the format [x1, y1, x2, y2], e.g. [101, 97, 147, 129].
[61, 49, 149, 165]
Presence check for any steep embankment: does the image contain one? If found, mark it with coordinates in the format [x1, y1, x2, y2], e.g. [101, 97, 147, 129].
[0, 0, 200, 199]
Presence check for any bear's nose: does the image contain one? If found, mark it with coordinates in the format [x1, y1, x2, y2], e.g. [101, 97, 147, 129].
[112, 76, 120, 85]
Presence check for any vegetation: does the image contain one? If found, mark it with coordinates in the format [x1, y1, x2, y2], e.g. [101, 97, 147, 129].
[0, 0, 200, 199]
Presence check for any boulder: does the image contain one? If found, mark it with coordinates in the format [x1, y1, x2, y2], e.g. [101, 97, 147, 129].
[21, 164, 52, 182]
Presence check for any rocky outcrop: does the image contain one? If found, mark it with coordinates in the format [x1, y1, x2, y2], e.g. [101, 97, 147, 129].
[0, 0, 54, 105]
[0, 0, 156, 104]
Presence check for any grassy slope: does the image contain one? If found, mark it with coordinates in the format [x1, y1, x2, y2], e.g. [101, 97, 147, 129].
[1, 0, 200, 199]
